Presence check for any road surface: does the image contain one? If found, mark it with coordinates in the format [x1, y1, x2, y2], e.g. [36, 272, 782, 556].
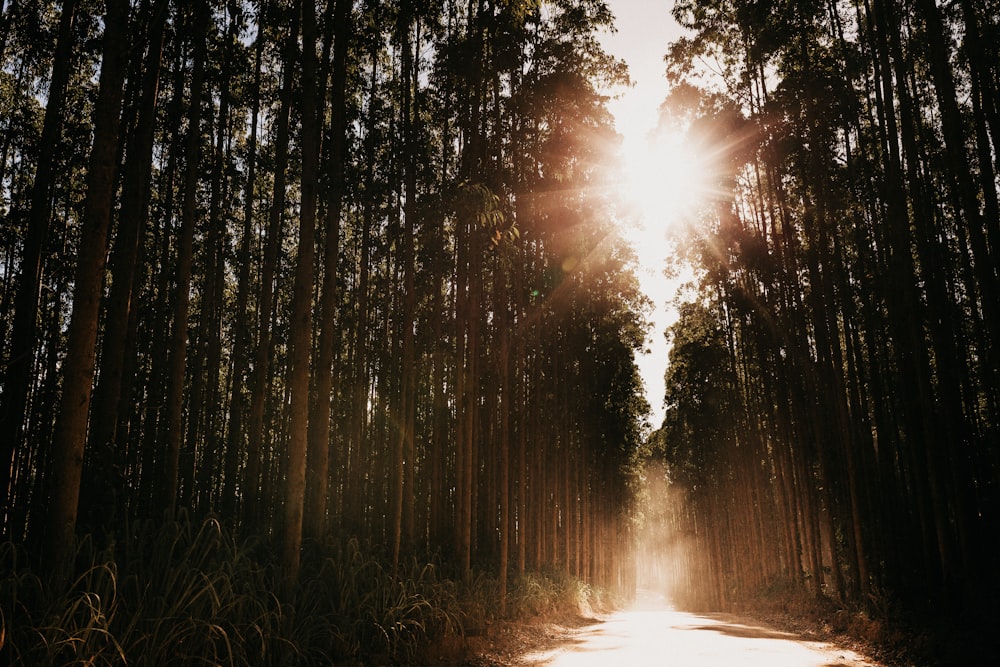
[520, 590, 878, 667]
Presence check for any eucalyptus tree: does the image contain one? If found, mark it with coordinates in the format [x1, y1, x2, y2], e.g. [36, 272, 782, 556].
[0, 0, 80, 541]
[659, 0, 1000, 615]
[281, 0, 322, 585]
[244, 0, 298, 529]
[223, 0, 265, 521]
[0, 12, 101, 541]
[0, 0, 647, 607]
[44, 0, 131, 577]
[304, 0, 352, 544]
[161, 0, 211, 518]
[81, 0, 169, 538]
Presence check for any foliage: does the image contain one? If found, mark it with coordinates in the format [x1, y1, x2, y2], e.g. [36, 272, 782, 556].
[0, 0, 646, 617]
[0, 2, 651, 664]
[649, 0, 1000, 650]
[0, 516, 606, 665]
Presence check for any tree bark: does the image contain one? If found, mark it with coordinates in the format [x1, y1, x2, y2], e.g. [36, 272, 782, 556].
[1, 0, 78, 539]
[44, 0, 130, 578]
[223, 0, 264, 522]
[162, 0, 210, 518]
[82, 0, 168, 538]
[305, 0, 351, 544]
[282, 0, 320, 587]
[245, 2, 298, 527]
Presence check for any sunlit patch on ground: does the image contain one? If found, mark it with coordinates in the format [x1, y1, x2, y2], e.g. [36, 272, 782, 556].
[519, 589, 879, 667]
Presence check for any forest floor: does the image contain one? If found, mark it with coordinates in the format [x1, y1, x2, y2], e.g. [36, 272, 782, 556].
[460, 613, 600, 667]
[461, 590, 887, 667]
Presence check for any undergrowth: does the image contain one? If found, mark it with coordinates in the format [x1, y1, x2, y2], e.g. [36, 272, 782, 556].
[0, 516, 599, 665]
[723, 579, 994, 667]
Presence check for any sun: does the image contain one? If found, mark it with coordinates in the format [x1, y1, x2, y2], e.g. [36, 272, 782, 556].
[619, 128, 708, 232]
[608, 123, 709, 426]
[614, 125, 710, 280]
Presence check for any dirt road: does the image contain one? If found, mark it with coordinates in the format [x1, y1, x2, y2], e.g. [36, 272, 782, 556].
[517, 591, 879, 667]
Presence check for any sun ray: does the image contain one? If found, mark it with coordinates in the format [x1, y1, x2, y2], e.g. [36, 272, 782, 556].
[620, 128, 711, 230]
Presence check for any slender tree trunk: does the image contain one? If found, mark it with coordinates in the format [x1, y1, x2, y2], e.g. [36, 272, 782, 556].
[391, 0, 418, 574]
[136, 63, 184, 520]
[1, 0, 78, 537]
[305, 0, 351, 543]
[499, 323, 511, 611]
[223, 0, 264, 522]
[162, 0, 210, 518]
[44, 0, 130, 578]
[82, 0, 168, 538]
[195, 8, 237, 513]
[282, 0, 320, 586]
[245, 4, 297, 527]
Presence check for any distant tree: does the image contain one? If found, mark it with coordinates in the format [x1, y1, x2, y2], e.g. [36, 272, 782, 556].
[0, 0, 79, 540]
[162, 0, 210, 518]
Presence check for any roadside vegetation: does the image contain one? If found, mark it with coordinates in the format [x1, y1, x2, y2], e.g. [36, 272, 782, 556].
[634, 1, 998, 664]
[0, 4, 643, 666]
[0, 514, 611, 666]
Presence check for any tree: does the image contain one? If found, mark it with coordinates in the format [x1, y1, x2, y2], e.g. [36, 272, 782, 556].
[0, 0, 78, 540]
[44, 0, 131, 577]
[282, 0, 321, 586]
[0, 0, 644, 610]
[82, 0, 169, 538]
[162, 0, 210, 518]
[657, 0, 1000, 615]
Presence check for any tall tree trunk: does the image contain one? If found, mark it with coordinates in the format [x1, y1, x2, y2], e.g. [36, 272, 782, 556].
[82, 0, 168, 538]
[391, 0, 417, 574]
[245, 2, 298, 528]
[195, 7, 237, 513]
[162, 0, 210, 518]
[305, 0, 351, 543]
[136, 62, 184, 520]
[44, 0, 130, 578]
[223, 0, 264, 522]
[0, 0, 78, 538]
[282, 0, 320, 586]
[497, 264, 511, 611]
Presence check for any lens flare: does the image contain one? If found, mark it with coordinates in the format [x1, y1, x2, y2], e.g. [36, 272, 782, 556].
[620, 128, 709, 232]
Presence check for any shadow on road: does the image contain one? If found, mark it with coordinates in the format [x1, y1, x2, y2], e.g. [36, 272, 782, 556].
[686, 614, 802, 641]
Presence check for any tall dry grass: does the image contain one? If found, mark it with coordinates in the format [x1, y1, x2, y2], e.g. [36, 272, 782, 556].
[0, 516, 600, 665]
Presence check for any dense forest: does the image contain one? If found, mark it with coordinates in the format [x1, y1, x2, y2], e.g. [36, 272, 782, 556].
[0, 0, 649, 662]
[648, 0, 998, 659]
[3, 0, 999, 664]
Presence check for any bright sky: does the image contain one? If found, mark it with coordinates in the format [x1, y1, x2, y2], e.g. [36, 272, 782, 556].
[598, 1, 687, 427]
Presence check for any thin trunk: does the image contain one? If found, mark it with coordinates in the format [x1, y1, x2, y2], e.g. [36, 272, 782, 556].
[82, 0, 168, 536]
[1, 0, 78, 537]
[496, 281, 509, 609]
[44, 0, 130, 578]
[195, 10, 236, 513]
[305, 0, 351, 543]
[223, 0, 264, 522]
[283, 0, 320, 586]
[392, 1, 417, 574]
[136, 64, 184, 520]
[245, 5, 297, 527]
[162, 0, 210, 518]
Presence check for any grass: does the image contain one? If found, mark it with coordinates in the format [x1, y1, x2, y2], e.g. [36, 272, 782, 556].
[711, 578, 996, 667]
[0, 517, 599, 665]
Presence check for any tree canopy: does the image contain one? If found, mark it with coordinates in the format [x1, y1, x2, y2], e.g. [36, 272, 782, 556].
[653, 0, 999, 628]
[0, 0, 647, 601]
